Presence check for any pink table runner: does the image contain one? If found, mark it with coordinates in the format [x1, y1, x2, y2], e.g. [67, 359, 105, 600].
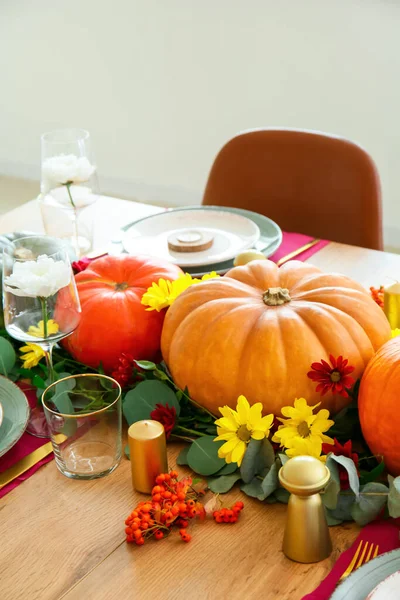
[301, 519, 400, 599]
[0, 231, 328, 499]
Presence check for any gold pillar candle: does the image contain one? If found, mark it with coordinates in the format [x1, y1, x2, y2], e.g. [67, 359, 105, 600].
[384, 282, 400, 329]
[128, 420, 168, 494]
[278, 455, 332, 563]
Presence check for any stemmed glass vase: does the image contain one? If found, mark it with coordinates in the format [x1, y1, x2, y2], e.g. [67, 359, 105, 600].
[2, 235, 81, 436]
[40, 129, 99, 258]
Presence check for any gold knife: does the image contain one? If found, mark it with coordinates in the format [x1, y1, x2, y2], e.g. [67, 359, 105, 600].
[276, 238, 321, 266]
[0, 441, 54, 489]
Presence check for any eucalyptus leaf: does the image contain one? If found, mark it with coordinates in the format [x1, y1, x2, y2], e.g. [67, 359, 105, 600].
[260, 462, 279, 498]
[240, 438, 276, 483]
[351, 482, 389, 526]
[274, 487, 290, 504]
[123, 380, 180, 425]
[0, 337, 16, 376]
[240, 439, 262, 483]
[49, 374, 76, 415]
[256, 438, 276, 476]
[54, 360, 66, 373]
[388, 475, 400, 518]
[278, 453, 289, 467]
[330, 454, 360, 498]
[176, 446, 190, 466]
[265, 494, 278, 504]
[215, 461, 239, 476]
[241, 478, 267, 501]
[207, 473, 242, 494]
[323, 456, 341, 510]
[329, 492, 357, 521]
[187, 436, 226, 476]
[6, 366, 20, 382]
[325, 509, 344, 527]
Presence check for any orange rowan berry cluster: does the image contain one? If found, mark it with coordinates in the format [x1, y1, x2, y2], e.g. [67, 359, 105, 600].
[370, 286, 384, 308]
[213, 501, 244, 524]
[124, 470, 205, 546]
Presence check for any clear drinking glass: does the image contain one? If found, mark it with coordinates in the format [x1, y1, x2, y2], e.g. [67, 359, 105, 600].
[2, 235, 81, 436]
[42, 374, 122, 480]
[40, 129, 99, 258]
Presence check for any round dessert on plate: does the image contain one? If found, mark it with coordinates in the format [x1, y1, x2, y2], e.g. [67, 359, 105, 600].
[366, 570, 400, 599]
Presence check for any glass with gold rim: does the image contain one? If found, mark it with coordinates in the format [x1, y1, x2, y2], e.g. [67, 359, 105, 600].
[42, 374, 122, 480]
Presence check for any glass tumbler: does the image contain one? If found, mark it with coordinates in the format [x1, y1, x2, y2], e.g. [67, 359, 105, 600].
[42, 374, 122, 480]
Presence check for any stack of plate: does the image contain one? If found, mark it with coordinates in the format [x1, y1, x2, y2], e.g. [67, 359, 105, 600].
[121, 206, 282, 276]
[0, 377, 30, 458]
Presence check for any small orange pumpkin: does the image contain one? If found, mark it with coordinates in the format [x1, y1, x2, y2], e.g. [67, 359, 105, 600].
[161, 260, 391, 416]
[359, 336, 400, 476]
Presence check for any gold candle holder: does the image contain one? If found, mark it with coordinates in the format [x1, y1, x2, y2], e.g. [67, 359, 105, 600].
[128, 420, 168, 494]
[384, 282, 400, 329]
[278, 455, 332, 563]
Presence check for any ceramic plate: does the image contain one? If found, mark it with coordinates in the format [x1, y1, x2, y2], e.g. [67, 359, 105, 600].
[121, 206, 282, 275]
[0, 376, 30, 457]
[122, 208, 260, 267]
[330, 549, 400, 600]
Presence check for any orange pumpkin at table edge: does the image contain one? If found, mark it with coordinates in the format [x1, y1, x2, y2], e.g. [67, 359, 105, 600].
[359, 336, 400, 476]
[60, 255, 183, 373]
[161, 259, 391, 417]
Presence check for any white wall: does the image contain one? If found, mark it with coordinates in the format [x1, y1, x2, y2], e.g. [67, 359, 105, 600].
[1, 1, 400, 245]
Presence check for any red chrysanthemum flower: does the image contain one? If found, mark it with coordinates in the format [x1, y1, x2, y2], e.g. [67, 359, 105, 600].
[150, 403, 177, 439]
[370, 286, 384, 308]
[322, 438, 359, 490]
[307, 355, 355, 398]
[111, 353, 144, 388]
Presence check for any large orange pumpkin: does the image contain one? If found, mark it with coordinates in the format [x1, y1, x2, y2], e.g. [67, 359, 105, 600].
[359, 337, 400, 476]
[62, 255, 182, 372]
[161, 260, 391, 416]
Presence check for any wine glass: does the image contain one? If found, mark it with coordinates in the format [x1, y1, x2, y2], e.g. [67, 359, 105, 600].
[2, 235, 81, 436]
[40, 128, 99, 258]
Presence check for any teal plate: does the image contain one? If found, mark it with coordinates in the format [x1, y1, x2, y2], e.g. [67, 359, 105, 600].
[330, 548, 400, 599]
[0, 376, 30, 457]
[121, 205, 282, 277]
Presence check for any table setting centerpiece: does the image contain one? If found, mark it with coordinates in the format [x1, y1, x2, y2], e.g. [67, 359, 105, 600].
[3, 147, 400, 598]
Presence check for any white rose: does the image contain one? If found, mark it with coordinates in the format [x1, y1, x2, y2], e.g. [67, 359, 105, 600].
[42, 154, 96, 189]
[4, 255, 71, 298]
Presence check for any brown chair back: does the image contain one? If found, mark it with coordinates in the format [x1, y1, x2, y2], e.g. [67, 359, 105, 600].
[202, 129, 383, 250]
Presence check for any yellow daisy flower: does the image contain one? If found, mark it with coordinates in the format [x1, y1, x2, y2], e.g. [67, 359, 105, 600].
[141, 278, 174, 312]
[197, 271, 220, 281]
[141, 272, 220, 312]
[214, 395, 274, 467]
[28, 319, 59, 338]
[392, 328, 400, 338]
[20, 343, 46, 369]
[272, 397, 334, 459]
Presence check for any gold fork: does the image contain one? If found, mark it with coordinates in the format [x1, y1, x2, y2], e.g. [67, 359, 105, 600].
[339, 540, 379, 581]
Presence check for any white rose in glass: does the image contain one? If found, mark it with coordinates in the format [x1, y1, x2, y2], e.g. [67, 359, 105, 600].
[42, 154, 96, 188]
[4, 255, 71, 298]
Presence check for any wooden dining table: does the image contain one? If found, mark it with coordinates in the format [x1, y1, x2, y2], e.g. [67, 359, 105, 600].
[1, 196, 400, 600]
